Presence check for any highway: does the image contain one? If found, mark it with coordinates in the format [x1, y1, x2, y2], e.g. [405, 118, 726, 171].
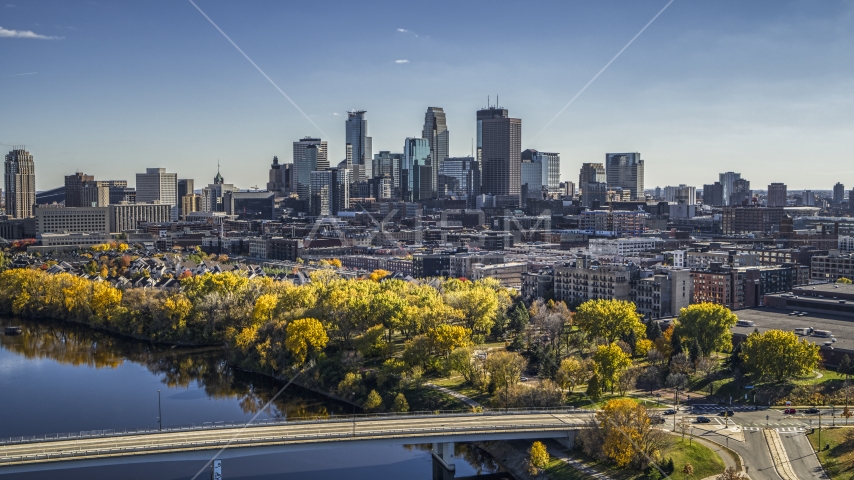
[0, 411, 589, 472]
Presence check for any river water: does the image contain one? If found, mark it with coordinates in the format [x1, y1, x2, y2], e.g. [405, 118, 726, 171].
[0, 317, 510, 480]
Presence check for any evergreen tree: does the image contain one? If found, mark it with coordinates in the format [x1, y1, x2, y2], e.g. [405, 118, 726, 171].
[729, 342, 744, 370]
[670, 332, 684, 361]
[624, 329, 638, 356]
[689, 340, 701, 365]
[647, 320, 663, 341]
[586, 372, 602, 400]
[508, 302, 530, 334]
[839, 354, 852, 379]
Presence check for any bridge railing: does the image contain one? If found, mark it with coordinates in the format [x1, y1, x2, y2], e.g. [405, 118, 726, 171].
[0, 406, 593, 446]
[0, 421, 586, 466]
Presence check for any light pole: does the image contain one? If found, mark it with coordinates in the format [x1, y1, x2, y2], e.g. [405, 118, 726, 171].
[158, 390, 162, 431]
[832, 404, 836, 427]
[818, 409, 822, 450]
[674, 388, 679, 432]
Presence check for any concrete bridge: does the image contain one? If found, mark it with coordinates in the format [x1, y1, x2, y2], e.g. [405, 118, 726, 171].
[0, 410, 591, 475]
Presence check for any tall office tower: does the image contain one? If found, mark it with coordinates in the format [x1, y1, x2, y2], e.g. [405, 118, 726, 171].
[521, 149, 560, 196]
[65, 172, 109, 207]
[561, 181, 575, 198]
[767, 183, 787, 207]
[345, 111, 372, 181]
[201, 167, 237, 213]
[730, 178, 751, 206]
[441, 157, 481, 207]
[578, 163, 606, 194]
[718, 172, 741, 206]
[702, 182, 725, 206]
[295, 144, 323, 201]
[106, 180, 135, 205]
[834, 182, 845, 204]
[605, 153, 644, 200]
[478, 106, 521, 198]
[336, 168, 350, 213]
[136, 167, 178, 220]
[403, 137, 432, 202]
[580, 182, 608, 208]
[309, 170, 333, 216]
[4, 148, 36, 218]
[266, 156, 292, 197]
[177, 178, 195, 216]
[422, 107, 449, 197]
[663, 185, 696, 204]
[803, 190, 815, 207]
[373, 151, 403, 197]
[521, 159, 543, 200]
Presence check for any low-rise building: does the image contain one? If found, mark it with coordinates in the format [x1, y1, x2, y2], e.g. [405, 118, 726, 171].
[470, 262, 527, 287]
[553, 258, 637, 305]
[633, 268, 693, 319]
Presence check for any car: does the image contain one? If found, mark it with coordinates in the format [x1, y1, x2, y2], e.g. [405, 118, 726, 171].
[696, 416, 711, 423]
[805, 408, 820, 414]
[520, 376, 529, 382]
[718, 410, 735, 417]
[663, 409, 677, 415]
[784, 408, 797, 414]
[651, 415, 666, 424]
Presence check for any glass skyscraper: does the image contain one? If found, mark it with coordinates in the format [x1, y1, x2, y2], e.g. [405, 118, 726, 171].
[422, 107, 448, 198]
[605, 152, 644, 201]
[403, 137, 431, 201]
[345, 111, 372, 181]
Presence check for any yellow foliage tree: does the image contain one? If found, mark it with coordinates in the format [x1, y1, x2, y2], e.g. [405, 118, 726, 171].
[285, 318, 329, 365]
[368, 269, 391, 282]
[741, 329, 822, 382]
[427, 324, 472, 357]
[575, 299, 646, 343]
[674, 303, 739, 355]
[593, 343, 632, 393]
[252, 294, 278, 326]
[529, 441, 549, 471]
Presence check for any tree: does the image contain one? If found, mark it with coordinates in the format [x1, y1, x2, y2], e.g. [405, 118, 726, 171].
[529, 441, 549, 473]
[285, 318, 329, 365]
[840, 354, 852, 380]
[637, 366, 663, 393]
[364, 389, 383, 411]
[674, 303, 739, 356]
[507, 302, 530, 333]
[556, 356, 591, 393]
[586, 372, 602, 400]
[741, 329, 822, 382]
[427, 324, 472, 357]
[682, 463, 694, 478]
[392, 393, 409, 412]
[838, 277, 853, 284]
[574, 299, 646, 343]
[591, 399, 669, 469]
[485, 351, 527, 391]
[666, 373, 689, 391]
[617, 368, 640, 396]
[445, 284, 500, 337]
[593, 343, 632, 393]
[670, 332, 684, 361]
[696, 356, 718, 380]
[688, 340, 701, 366]
[647, 320, 663, 341]
[368, 269, 391, 282]
[842, 406, 852, 425]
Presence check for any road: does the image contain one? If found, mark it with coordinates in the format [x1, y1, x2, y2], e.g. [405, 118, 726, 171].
[665, 405, 828, 480]
[0, 411, 589, 471]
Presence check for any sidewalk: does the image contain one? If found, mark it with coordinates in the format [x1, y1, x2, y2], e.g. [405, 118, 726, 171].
[425, 382, 481, 408]
[543, 439, 613, 479]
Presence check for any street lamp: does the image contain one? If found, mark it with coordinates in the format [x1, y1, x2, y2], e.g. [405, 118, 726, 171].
[831, 405, 836, 427]
[158, 390, 162, 431]
[673, 387, 680, 432]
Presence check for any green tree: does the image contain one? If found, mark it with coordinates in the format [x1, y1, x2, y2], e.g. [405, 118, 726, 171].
[507, 302, 530, 333]
[740, 329, 822, 382]
[575, 299, 645, 343]
[840, 354, 852, 380]
[674, 303, 739, 356]
[586, 372, 601, 399]
[556, 356, 590, 392]
[593, 343, 633, 393]
[647, 320, 663, 341]
[392, 393, 409, 412]
[364, 389, 383, 411]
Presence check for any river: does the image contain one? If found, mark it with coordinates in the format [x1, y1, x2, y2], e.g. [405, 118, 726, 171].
[0, 317, 511, 480]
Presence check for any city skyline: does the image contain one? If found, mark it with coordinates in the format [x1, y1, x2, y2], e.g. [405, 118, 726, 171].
[1, 1, 852, 190]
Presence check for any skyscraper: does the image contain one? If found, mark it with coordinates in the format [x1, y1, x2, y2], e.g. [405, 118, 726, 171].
[730, 178, 751, 206]
[478, 106, 521, 198]
[702, 182, 725, 207]
[403, 137, 431, 202]
[605, 153, 644, 200]
[65, 172, 109, 207]
[440, 157, 480, 207]
[718, 172, 741, 207]
[422, 107, 449, 198]
[345, 111, 372, 181]
[373, 151, 403, 197]
[4, 147, 35, 218]
[177, 179, 195, 216]
[521, 149, 560, 197]
[833, 182, 845, 204]
[767, 183, 787, 207]
[579, 163, 606, 193]
[136, 167, 178, 220]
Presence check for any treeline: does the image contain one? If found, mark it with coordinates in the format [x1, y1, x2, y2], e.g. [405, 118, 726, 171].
[0, 268, 514, 410]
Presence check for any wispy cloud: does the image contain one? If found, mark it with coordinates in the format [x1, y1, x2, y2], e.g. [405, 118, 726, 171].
[0, 26, 63, 39]
[331, 112, 340, 116]
[7, 71, 36, 77]
[396, 28, 408, 33]
[395, 59, 409, 64]
[5, 4, 15, 8]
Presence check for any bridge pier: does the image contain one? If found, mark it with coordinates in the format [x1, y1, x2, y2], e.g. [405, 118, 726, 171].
[431, 441, 456, 471]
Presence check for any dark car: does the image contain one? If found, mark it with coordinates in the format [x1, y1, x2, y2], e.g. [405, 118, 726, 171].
[805, 408, 820, 414]
[663, 409, 677, 415]
[650, 415, 666, 424]
[718, 410, 735, 417]
[696, 416, 711, 423]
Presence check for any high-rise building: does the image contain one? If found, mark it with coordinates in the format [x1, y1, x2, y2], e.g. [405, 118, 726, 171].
[834, 182, 845, 204]
[521, 149, 560, 197]
[135, 167, 178, 220]
[201, 167, 237, 213]
[4, 148, 36, 218]
[605, 153, 644, 200]
[266, 156, 292, 197]
[403, 137, 432, 202]
[345, 111, 372, 181]
[177, 179, 194, 217]
[295, 144, 324, 201]
[581, 182, 608, 208]
[702, 182, 725, 207]
[803, 190, 815, 207]
[719, 172, 741, 206]
[440, 156, 481, 207]
[372, 151, 403, 197]
[662, 185, 696, 204]
[579, 163, 606, 198]
[422, 107, 449, 198]
[730, 178, 751, 206]
[65, 173, 109, 208]
[767, 183, 787, 207]
[478, 106, 521, 198]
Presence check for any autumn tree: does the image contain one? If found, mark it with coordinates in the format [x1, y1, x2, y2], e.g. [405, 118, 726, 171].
[593, 342, 632, 393]
[583, 399, 668, 469]
[556, 356, 591, 393]
[392, 393, 409, 412]
[740, 329, 822, 382]
[368, 269, 391, 282]
[285, 318, 329, 365]
[716, 467, 748, 480]
[575, 299, 645, 343]
[674, 303, 739, 356]
[364, 389, 383, 411]
[529, 441, 549, 473]
[838, 277, 853, 284]
[486, 351, 527, 403]
[427, 324, 472, 357]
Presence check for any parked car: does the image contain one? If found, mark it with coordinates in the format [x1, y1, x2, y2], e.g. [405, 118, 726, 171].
[805, 408, 820, 414]
[784, 408, 797, 414]
[696, 416, 711, 423]
[520, 376, 529, 382]
[663, 409, 677, 415]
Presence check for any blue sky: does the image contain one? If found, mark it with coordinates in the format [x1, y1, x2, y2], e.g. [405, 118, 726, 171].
[1, 0, 852, 191]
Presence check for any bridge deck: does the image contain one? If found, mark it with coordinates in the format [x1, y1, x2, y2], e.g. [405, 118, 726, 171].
[0, 412, 589, 469]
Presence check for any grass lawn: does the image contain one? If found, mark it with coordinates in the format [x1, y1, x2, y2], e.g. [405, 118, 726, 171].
[544, 436, 724, 480]
[807, 427, 854, 479]
[429, 375, 491, 404]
